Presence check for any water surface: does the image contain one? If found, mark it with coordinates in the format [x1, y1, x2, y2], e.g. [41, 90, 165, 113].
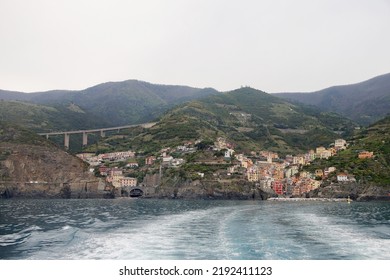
[0, 199, 389, 259]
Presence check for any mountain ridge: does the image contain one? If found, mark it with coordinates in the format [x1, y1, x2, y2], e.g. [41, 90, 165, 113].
[0, 80, 218, 131]
[1, 73, 389, 135]
[274, 73, 390, 125]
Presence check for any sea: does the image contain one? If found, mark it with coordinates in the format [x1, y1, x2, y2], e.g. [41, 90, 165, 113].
[0, 199, 389, 260]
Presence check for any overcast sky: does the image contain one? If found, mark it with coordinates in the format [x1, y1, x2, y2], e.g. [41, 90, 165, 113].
[1, 0, 390, 93]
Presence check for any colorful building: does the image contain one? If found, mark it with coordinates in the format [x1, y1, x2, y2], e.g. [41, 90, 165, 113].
[247, 167, 259, 182]
[358, 151, 374, 159]
[120, 177, 137, 187]
[272, 180, 284, 195]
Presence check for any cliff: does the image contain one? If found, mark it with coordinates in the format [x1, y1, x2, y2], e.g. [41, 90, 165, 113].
[139, 172, 389, 201]
[0, 122, 110, 198]
[308, 182, 390, 201]
[141, 174, 275, 200]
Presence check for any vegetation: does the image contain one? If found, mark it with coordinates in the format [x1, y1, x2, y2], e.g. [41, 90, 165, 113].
[0, 121, 53, 146]
[0, 80, 217, 129]
[0, 100, 109, 133]
[274, 72, 390, 126]
[88, 87, 356, 155]
[0, 81, 218, 151]
[304, 116, 390, 186]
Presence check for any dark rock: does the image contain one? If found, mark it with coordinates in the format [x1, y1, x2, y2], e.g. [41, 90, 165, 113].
[309, 182, 390, 201]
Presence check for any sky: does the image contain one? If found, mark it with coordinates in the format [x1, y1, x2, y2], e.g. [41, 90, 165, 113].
[1, 0, 390, 93]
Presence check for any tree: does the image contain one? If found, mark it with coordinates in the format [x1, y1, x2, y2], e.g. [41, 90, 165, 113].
[195, 139, 214, 150]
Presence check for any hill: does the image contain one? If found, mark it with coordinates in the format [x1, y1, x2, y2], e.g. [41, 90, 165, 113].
[307, 115, 390, 187]
[0, 122, 107, 198]
[0, 89, 30, 101]
[0, 80, 218, 128]
[274, 73, 390, 126]
[89, 87, 356, 155]
[0, 100, 110, 133]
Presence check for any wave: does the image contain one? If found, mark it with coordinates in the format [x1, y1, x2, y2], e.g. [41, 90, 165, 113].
[2, 200, 388, 260]
[0, 225, 42, 247]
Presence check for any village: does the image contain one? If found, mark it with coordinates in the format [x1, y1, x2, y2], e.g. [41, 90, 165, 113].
[77, 137, 375, 197]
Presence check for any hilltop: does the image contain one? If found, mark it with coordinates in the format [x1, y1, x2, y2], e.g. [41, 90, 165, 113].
[274, 73, 390, 126]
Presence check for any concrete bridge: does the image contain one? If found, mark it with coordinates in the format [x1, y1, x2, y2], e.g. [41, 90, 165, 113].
[38, 122, 156, 149]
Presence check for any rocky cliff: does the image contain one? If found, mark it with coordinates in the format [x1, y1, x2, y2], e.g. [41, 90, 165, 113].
[141, 174, 275, 200]
[308, 182, 390, 201]
[0, 123, 109, 198]
[140, 173, 389, 201]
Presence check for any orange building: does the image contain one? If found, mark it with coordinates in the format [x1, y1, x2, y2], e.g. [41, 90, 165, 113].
[358, 151, 374, 159]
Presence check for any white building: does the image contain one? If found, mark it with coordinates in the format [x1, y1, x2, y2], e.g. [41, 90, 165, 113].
[337, 173, 349, 182]
[162, 156, 173, 165]
[171, 158, 185, 166]
[324, 166, 336, 177]
[293, 156, 305, 165]
[285, 166, 299, 178]
[224, 148, 235, 159]
[335, 139, 347, 150]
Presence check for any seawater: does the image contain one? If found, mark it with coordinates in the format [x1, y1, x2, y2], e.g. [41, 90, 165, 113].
[0, 199, 389, 260]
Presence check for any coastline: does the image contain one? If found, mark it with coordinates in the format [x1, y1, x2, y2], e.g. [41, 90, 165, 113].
[267, 197, 351, 202]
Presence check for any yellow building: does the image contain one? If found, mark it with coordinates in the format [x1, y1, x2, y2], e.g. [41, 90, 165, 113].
[315, 169, 324, 178]
[107, 168, 123, 188]
[247, 167, 259, 182]
[120, 177, 137, 187]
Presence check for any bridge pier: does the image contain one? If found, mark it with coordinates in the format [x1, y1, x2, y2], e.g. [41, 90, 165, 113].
[38, 122, 156, 150]
[82, 132, 88, 146]
[64, 133, 70, 149]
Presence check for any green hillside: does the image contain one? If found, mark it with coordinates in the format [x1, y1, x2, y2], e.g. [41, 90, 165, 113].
[87, 87, 355, 155]
[0, 81, 217, 152]
[0, 100, 110, 132]
[274, 73, 390, 125]
[307, 115, 390, 186]
[0, 121, 52, 147]
[0, 80, 217, 127]
[2, 73, 389, 130]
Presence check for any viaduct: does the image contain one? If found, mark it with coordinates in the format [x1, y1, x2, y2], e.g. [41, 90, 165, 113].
[38, 122, 156, 149]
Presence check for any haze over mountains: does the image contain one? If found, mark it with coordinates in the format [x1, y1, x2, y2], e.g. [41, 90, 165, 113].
[274, 73, 390, 126]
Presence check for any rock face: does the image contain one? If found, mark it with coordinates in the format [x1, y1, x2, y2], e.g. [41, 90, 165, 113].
[0, 143, 109, 198]
[141, 175, 275, 200]
[308, 182, 390, 201]
[141, 173, 388, 201]
[0, 123, 110, 199]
